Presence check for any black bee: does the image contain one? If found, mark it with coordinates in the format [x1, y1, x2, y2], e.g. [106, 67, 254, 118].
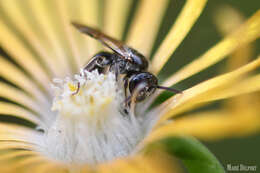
[72, 23, 181, 108]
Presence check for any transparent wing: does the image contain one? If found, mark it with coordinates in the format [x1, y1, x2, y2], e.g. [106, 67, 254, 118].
[72, 22, 131, 59]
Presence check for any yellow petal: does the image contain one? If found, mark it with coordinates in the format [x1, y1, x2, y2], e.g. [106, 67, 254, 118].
[214, 5, 245, 36]
[65, 0, 102, 66]
[0, 136, 32, 145]
[28, 162, 66, 173]
[27, 0, 76, 73]
[24, 0, 73, 75]
[70, 0, 102, 60]
[0, 102, 42, 125]
[0, 122, 37, 136]
[0, 141, 35, 150]
[151, 0, 207, 73]
[201, 74, 260, 102]
[214, 5, 254, 70]
[0, 18, 51, 92]
[213, 5, 257, 111]
[155, 56, 260, 124]
[0, 82, 51, 117]
[52, 0, 87, 71]
[0, 0, 66, 77]
[2, 155, 48, 172]
[0, 123, 40, 145]
[126, 0, 169, 56]
[0, 151, 64, 173]
[0, 56, 51, 103]
[104, 0, 133, 40]
[144, 110, 260, 144]
[98, 151, 179, 173]
[0, 150, 36, 162]
[162, 10, 260, 87]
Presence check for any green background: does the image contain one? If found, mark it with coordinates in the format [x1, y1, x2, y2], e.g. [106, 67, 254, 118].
[123, 0, 259, 172]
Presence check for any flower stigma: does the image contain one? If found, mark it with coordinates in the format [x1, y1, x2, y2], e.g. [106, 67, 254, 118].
[39, 70, 145, 165]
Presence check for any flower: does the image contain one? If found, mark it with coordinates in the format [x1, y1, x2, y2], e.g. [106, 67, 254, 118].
[0, 0, 259, 172]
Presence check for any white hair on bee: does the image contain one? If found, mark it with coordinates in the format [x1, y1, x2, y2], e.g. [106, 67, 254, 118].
[37, 70, 146, 165]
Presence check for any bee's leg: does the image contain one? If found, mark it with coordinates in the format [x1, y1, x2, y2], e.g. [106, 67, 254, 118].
[84, 51, 113, 73]
[121, 76, 130, 114]
[124, 95, 131, 107]
[123, 82, 144, 115]
[123, 76, 129, 98]
[72, 82, 80, 95]
[114, 63, 120, 81]
[122, 95, 132, 114]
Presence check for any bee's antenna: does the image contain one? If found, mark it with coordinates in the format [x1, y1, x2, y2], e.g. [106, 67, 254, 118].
[156, 85, 182, 94]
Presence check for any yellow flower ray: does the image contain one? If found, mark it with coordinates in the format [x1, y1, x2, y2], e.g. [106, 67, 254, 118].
[109, 161, 141, 173]
[28, 162, 66, 173]
[0, 0, 66, 78]
[104, 0, 133, 40]
[0, 150, 37, 162]
[213, 5, 253, 73]
[213, 5, 245, 36]
[0, 102, 43, 125]
[198, 74, 260, 102]
[0, 123, 39, 136]
[144, 110, 260, 144]
[0, 154, 49, 173]
[0, 82, 51, 117]
[0, 57, 51, 103]
[53, 0, 85, 71]
[61, 0, 87, 67]
[131, 154, 178, 173]
[31, 162, 68, 173]
[0, 141, 35, 150]
[98, 152, 178, 173]
[162, 10, 260, 87]
[213, 5, 257, 112]
[65, 0, 101, 65]
[5, 155, 48, 171]
[0, 125, 40, 146]
[101, 156, 162, 173]
[173, 69, 260, 114]
[98, 158, 147, 173]
[25, 0, 73, 75]
[126, 0, 169, 57]
[1, 124, 76, 172]
[154, 56, 260, 124]
[0, 20, 51, 92]
[151, 0, 207, 73]
[222, 43, 254, 110]
[72, 0, 102, 61]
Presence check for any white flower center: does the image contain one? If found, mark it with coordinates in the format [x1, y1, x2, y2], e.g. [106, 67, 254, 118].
[39, 70, 145, 165]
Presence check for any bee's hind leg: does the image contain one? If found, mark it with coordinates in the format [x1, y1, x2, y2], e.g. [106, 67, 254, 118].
[72, 82, 80, 95]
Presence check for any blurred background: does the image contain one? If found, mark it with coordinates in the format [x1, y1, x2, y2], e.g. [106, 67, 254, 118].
[145, 0, 259, 172]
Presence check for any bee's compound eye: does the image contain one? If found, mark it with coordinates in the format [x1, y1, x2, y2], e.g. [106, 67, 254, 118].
[136, 86, 156, 101]
[136, 89, 146, 102]
[129, 72, 158, 102]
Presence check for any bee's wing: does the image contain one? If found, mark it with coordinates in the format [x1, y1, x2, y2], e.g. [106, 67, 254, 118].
[72, 22, 130, 59]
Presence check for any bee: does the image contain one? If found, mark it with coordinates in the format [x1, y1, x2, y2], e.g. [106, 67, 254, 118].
[72, 23, 181, 108]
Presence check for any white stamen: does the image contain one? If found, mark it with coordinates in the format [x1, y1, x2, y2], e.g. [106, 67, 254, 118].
[38, 70, 145, 165]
